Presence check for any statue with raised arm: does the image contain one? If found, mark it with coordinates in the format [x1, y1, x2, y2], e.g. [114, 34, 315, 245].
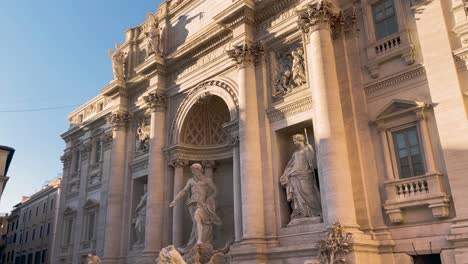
[134, 186, 147, 244]
[280, 134, 322, 222]
[145, 13, 162, 57]
[291, 48, 307, 87]
[169, 163, 222, 254]
[108, 44, 127, 81]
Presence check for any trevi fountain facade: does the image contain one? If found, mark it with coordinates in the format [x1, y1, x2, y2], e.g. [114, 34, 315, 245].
[53, 0, 468, 263]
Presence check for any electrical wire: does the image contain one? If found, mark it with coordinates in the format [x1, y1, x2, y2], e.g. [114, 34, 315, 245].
[0, 104, 81, 113]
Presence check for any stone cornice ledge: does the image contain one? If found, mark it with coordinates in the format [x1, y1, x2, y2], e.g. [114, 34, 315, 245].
[364, 66, 426, 95]
[134, 54, 165, 77]
[266, 96, 313, 123]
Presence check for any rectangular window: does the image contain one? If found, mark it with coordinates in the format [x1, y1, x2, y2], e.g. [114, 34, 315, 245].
[39, 226, 43, 238]
[392, 126, 426, 178]
[95, 141, 102, 163]
[50, 199, 54, 211]
[43, 203, 46, 214]
[35, 206, 38, 216]
[65, 219, 73, 245]
[46, 223, 50, 236]
[372, 0, 398, 40]
[41, 250, 46, 263]
[87, 212, 96, 240]
[74, 150, 81, 172]
[25, 232, 28, 243]
[32, 229, 35, 241]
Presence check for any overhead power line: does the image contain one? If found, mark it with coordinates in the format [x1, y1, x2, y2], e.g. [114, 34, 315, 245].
[0, 104, 81, 113]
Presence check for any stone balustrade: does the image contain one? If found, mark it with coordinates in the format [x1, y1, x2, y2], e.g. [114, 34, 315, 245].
[383, 173, 450, 224]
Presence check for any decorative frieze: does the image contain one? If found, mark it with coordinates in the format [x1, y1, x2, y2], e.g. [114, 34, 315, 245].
[227, 43, 264, 67]
[273, 47, 307, 98]
[144, 91, 167, 112]
[107, 111, 132, 130]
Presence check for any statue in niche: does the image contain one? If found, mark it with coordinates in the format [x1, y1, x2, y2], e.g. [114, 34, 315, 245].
[169, 163, 222, 254]
[145, 13, 162, 57]
[280, 133, 322, 223]
[136, 120, 150, 152]
[87, 253, 101, 264]
[274, 47, 307, 97]
[133, 186, 147, 244]
[108, 44, 127, 81]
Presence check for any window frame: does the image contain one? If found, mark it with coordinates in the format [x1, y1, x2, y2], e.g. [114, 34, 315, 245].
[371, 0, 399, 40]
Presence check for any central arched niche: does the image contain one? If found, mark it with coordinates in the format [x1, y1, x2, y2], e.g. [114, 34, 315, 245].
[177, 94, 235, 248]
[180, 94, 230, 146]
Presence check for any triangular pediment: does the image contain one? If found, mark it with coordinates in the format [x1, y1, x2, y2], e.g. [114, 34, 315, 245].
[374, 99, 426, 121]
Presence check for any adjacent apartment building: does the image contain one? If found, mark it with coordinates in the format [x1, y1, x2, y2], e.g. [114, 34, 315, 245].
[1, 179, 61, 264]
[53, 0, 468, 263]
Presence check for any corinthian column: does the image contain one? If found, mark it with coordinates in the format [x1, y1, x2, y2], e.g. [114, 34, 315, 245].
[297, 1, 358, 226]
[103, 110, 131, 263]
[142, 91, 167, 260]
[169, 158, 188, 247]
[227, 44, 266, 244]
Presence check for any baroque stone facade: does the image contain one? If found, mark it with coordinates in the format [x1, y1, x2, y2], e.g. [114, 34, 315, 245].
[53, 0, 468, 263]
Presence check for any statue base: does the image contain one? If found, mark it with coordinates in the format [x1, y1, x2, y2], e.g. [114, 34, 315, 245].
[156, 243, 229, 264]
[287, 216, 322, 227]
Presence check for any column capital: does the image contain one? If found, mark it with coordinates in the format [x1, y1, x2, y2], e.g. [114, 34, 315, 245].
[169, 158, 189, 168]
[227, 43, 264, 68]
[297, 0, 341, 34]
[201, 160, 216, 170]
[107, 110, 132, 131]
[144, 91, 167, 112]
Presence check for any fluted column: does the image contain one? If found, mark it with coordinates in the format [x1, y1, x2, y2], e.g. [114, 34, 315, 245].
[297, 1, 358, 226]
[231, 135, 243, 242]
[170, 158, 188, 247]
[103, 110, 131, 263]
[142, 91, 167, 259]
[227, 44, 266, 243]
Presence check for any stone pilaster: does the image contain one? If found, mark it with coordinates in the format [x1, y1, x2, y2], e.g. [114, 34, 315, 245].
[142, 90, 167, 261]
[102, 110, 131, 264]
[297, 1, 358, 227]
[169, 158, 188, 247]
[227, 43, 266, 245]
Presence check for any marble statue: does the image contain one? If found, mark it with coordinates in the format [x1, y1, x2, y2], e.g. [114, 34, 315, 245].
[87, 254, 101, 264]
[136, 121, 150, 151]
[157, 245, 186, 264]
[134, 187, 147, 244]
[170, 163, 222, 254]
[145, 13, 162, 57]
[108, 44, 127, 81]
[280, 134, 322, 222]
[292, 48, 307, 86]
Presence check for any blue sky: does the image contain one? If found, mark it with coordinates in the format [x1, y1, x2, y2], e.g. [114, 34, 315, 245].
[0, 0, 162, 212]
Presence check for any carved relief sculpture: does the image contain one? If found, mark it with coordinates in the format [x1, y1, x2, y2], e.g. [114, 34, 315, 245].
[136, 120, 150, 152]
[169, 163, 222, 254]
[280, 134, 322, 223]
[317, 222, 353, 264]
[108, 44, 128, 81]
[145, 13, 162, 57]
[274, 47, 307, 97]
[133, 186, 147, 244]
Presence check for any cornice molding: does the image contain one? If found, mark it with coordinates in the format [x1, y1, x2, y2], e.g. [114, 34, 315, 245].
[267, 95, 313, 123]
[364, 66, 426, 95]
